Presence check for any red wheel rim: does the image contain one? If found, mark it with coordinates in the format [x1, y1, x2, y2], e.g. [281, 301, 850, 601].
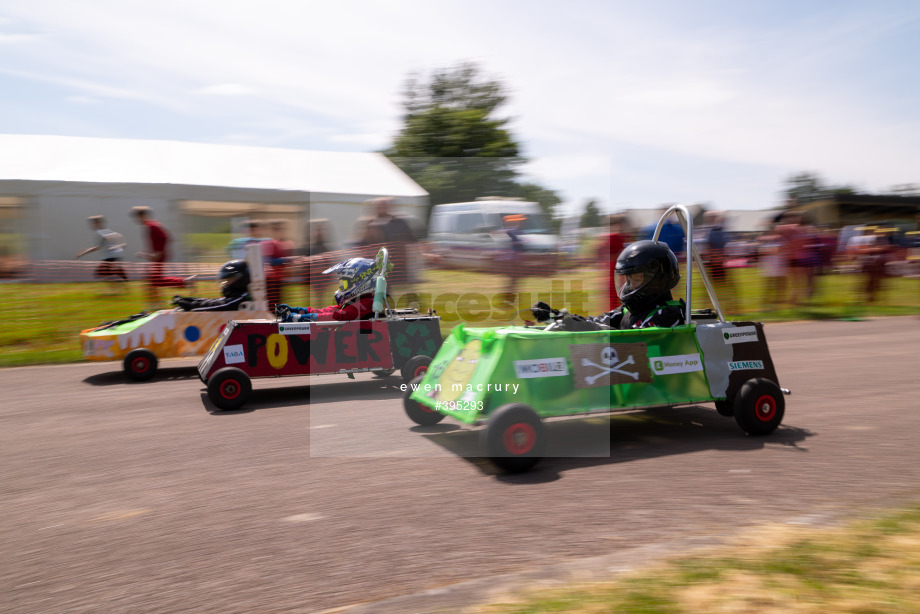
[131, 357, 148, 373]
[503, 422, 536, 455]
[754, 394, 777, 422]
[413, 365, 428, 379]
[220, 379, 241, 400]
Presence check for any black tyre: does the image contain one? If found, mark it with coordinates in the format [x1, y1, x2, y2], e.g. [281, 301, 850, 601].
[483, 403, 545, 473]
[207, 367, 252, 411]
[734, 378, 785, 435]
[403, 375, 445, 426]
[401, 355, 432, 384]
[373, 369, 396, 378]
[123, 349, 158, 382]
[715, 400, 734, 417]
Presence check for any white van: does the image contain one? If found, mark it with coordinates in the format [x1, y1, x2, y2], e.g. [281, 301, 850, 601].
[427, 198, 558, 270]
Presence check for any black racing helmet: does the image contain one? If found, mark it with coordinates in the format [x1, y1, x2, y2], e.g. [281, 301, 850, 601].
[615, 240, 680, 314]
[218, 259, 250, 297]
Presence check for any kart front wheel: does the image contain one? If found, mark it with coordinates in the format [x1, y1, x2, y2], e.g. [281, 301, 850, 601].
[207, 367, 252, 411]
[124, 349, 158, 382]
[484, 403, 545, 473]
[401, 355, 432, 384]
[734, 378, 784, 435]
[403, 375, 445, 426]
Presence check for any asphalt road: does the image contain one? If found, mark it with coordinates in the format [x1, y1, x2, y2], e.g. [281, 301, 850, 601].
[2, 317, 919, 613]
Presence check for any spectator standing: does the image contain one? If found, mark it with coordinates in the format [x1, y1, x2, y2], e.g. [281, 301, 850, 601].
[298, 219, 335, 300]
[76, 215, 128, 285]
[595, 213, 628, 311]
[773, 211, 809, 306]
[638, 208, 685, 260]
[858, 228, 895, 303]
[226, 220, 267, 260]
[367, 197, 416, 292]
[758, 221, 789, 310]
[499, 214, 528, 298]
[132, 206, 189, 306]
[695, 210, 735, 311]
[304, 219, 333, 256]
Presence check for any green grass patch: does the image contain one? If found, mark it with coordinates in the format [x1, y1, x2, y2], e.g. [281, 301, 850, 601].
[0, 264, 917, 367]
[478, 503, 920, 614]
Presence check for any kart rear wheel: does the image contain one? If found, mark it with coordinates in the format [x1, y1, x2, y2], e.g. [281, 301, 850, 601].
[124, 349, 158, 382]
[401, 355, 432, 384]
[207, 367, 252, 411]
[734, 378, 784, 435]
[484, 403, 545, 473]
[715, 400, 734, 417]
[403, 375, 445, 426]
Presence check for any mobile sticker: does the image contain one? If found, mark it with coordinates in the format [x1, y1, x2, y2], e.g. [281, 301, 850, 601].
[514, 358, 569, 379]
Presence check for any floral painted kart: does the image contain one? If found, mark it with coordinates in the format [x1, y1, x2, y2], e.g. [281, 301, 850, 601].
[80, 245, 273, 381]
[197, 248, 442, 411]
[404, 205, 791, 473]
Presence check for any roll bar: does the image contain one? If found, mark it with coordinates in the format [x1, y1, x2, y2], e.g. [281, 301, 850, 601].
[651, 204, 726, 324]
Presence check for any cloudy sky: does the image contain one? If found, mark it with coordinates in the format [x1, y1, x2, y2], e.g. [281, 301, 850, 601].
[1, 0, 918, 216]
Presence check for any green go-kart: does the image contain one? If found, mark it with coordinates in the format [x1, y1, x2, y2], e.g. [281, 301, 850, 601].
[404, 205, 790, 473]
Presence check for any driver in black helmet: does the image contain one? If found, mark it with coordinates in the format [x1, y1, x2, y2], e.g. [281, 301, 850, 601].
[171, 260, 253, 312]
[533, 240, 686, 330]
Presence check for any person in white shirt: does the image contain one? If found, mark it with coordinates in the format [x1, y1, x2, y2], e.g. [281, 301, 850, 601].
[76, 215, 128, 282]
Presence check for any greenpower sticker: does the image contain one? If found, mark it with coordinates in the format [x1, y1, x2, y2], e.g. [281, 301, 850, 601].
[278, 322, 312, 335]
[650, 353, 704, 375]
[722, 325, 758, 344]
[728, 360, 764, 371]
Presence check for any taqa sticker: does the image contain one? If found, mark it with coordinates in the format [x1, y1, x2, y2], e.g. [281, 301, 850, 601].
[223, 344, 245, 364]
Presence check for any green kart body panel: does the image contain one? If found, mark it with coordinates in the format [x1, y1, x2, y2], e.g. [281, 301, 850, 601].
[410, 319, 780, 426]
[405, 205, 787, 472]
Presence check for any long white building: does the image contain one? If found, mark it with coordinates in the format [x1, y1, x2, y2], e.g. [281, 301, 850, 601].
[0, 134, 428, 263]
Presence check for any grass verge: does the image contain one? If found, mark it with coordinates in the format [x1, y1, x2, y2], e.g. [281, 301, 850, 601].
[0, 265, 917, 367]
[477, 503, 920, 614]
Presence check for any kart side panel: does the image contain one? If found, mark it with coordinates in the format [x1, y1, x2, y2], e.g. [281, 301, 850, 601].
[411, 324, 715, 424]
[384, 317, 443, 370]
[695, 321, 780, 400]
[201, 320, 395, 379]
[80, 309, 272, 362]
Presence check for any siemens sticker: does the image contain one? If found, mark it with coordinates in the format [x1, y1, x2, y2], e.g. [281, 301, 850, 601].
[514, 357, 569, 379]
[722, 325, 758, 344]
[650, 353, 703, 375]
[729, 360, 764, 371]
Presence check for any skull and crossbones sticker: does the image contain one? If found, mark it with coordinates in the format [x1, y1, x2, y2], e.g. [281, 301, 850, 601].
[569, 342, 651, 388]
[582, 346, 639, 385]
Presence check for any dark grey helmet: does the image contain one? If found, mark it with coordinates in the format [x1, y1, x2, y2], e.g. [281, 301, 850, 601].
[615, 240, 680, 314]
[218, 259, 250, 297]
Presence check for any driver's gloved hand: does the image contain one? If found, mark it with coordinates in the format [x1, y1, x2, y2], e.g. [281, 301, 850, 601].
[275, 304, 292, 321]
[172, 296, 194, 311]
[531, 301, 557, 322]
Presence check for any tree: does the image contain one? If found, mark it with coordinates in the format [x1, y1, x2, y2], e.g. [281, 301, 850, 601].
[784, 171, 860, 204]
[385, 62, 560, 222]
[579, 199, 602, 229]
[510, 182, 563, 232]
